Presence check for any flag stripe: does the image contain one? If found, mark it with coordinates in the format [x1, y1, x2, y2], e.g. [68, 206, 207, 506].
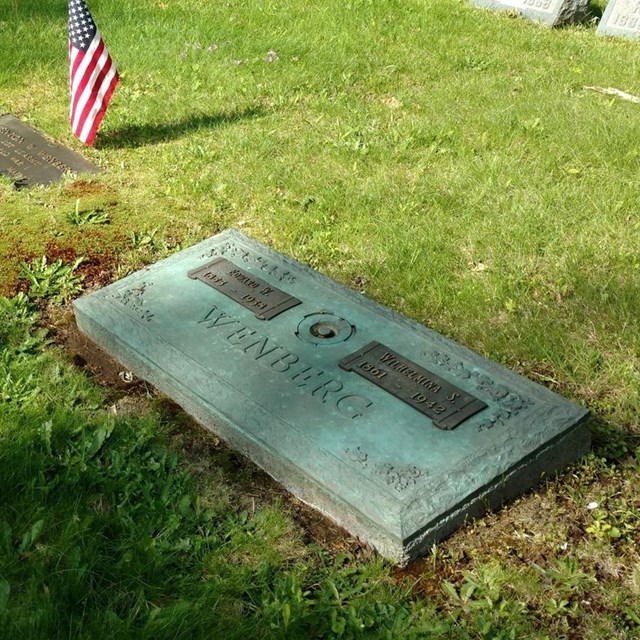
[75, 55, 114, 134]
[71, 42, 110, 132]
[70, 35, 103, 107]
[73, 60, 113, 141]
[78, 66, 118, 144]
[68, 0, 118, 145]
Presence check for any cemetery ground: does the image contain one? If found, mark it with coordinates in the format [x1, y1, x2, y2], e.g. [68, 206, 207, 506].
[1, 0, 639, 637]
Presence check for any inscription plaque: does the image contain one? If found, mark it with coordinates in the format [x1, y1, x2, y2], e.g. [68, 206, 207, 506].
[468, 0, 588, 27]
[188, 257, 301, 320]
[340, 342, 487, 429]
[0, 114, 99, 187]
[597, 0, 640, 38]
[74, 230, 590, 565]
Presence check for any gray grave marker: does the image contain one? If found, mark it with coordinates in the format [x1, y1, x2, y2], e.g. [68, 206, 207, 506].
[0, 114, 100, 187]
[73, 230, 590, 565]
[469, 0, 588, 26]
[597, 0, 640, 38]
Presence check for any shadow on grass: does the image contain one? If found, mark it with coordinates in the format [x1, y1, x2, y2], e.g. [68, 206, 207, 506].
[587, 414, 640, 461]
[585, 1, 603, 22]
[6, 0, 66, 21]
[95, 106, 265, 149]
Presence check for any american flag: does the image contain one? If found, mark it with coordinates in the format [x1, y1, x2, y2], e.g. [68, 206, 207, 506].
[68, 0, 119, 145]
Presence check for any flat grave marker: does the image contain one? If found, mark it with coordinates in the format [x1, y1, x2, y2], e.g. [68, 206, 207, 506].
[74, 230, 590, 565]
[0, 114, 99, 187]
[597, 0, 640, 38]
[468, 0, 588, 26]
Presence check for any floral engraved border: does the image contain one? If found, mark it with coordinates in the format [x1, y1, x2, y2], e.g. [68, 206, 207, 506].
[111, 281, 154, 322]
[425, 351, 534, 431]
[198, 241, 297, 284]
[345, 447, 425, 492]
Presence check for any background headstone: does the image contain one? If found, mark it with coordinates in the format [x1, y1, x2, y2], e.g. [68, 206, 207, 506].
[74, 230, 590, 565]
[469, 0, 589, 26]
[597, 0, 640, 38]
[0, 114, 100, 188]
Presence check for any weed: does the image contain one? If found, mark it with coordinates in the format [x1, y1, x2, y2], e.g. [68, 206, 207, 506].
[0, 365, 38, 405]
[545, 597, 578, 618]
[19, 256, 84, 304]
[586, 501, 638, 542]
[0, 293, 41, 351]
[534, 557, 595, 594]
[66, 199, 110, 226]
[129, 226, 162, 251]
[109, 227, 184, 278]
[443, 564, 529, 637]
[129, 226, 181, 258]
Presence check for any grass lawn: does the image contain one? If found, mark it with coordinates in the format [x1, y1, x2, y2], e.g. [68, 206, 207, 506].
[1, 0, 640, 637]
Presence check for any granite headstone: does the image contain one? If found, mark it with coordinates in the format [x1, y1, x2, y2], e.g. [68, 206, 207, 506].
[0, 114, 99, 187]
[469, 0, 589, 26]
[73, 230, 590, 565]
[597, 0, 640, 38]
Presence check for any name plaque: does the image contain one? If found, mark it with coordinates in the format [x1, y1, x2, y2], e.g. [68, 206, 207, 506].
[188, 257, 302, 320]
[340, 342, 487, 429]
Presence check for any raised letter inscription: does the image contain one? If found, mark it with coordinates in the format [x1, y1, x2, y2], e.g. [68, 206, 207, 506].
[339, 342, 487, 430]
[188, 257, 302, 320]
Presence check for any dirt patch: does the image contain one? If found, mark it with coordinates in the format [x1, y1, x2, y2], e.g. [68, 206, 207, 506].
[51, 311, 150, 394]
[290, 497, 370, 555]
[43, 239, 119, 292]
[14, 239, 121, 299]
[0, 237, 27, 297]
[43, 242, 79, 264]
[76, 254, 118, 291]
[63, 179, 116, 200]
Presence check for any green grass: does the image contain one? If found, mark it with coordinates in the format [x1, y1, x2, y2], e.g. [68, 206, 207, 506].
[1, 0, 640, 637]
[0, 297, 443, 639]
[1, 0, 639, 429]
[1, 295, 639, 638]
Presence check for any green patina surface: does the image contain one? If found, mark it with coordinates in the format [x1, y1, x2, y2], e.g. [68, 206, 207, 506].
[74, 229, 590, 564]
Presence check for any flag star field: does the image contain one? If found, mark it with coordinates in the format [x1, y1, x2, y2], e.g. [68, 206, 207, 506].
[68, 0, 97, 52]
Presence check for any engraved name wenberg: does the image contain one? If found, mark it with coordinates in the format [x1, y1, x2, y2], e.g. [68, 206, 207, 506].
[198, 305, 373, 419]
